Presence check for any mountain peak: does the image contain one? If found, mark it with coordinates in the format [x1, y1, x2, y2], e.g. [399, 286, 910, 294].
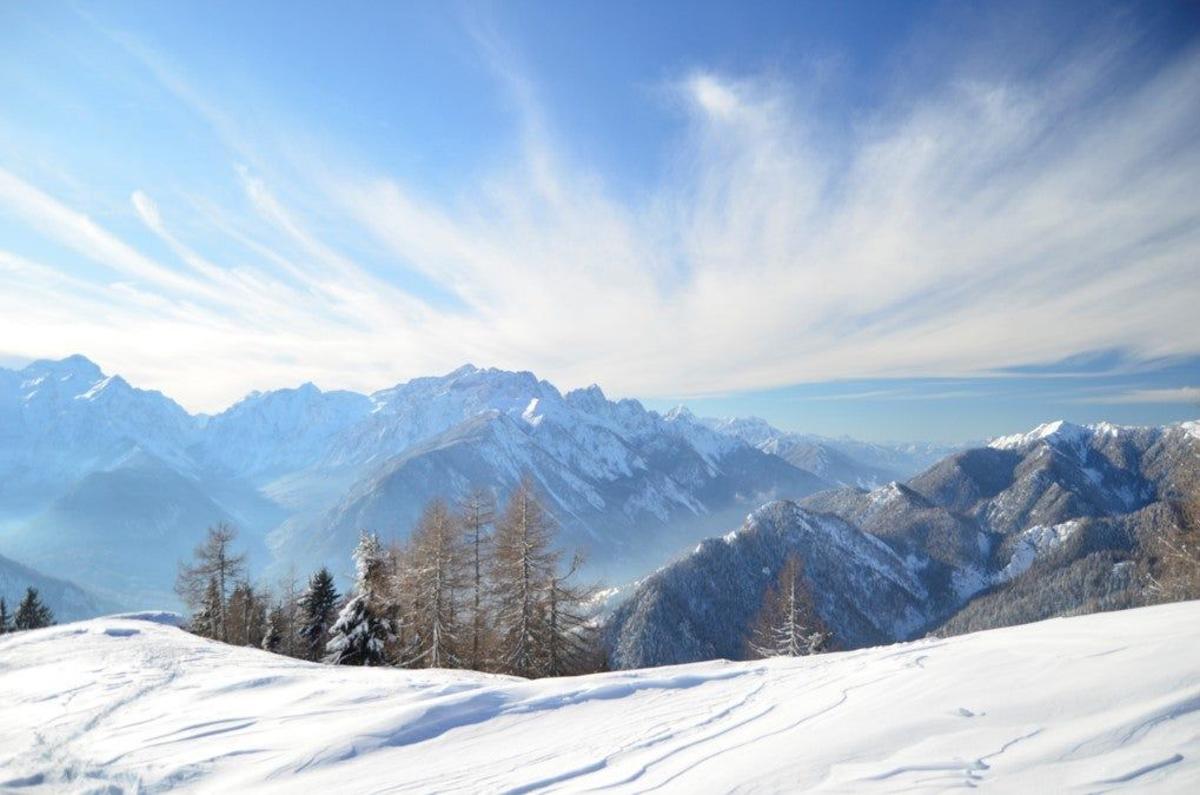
[989, 419, 1090, 451]
[22, 353, 104, 381]
[663, 404, 695, 422]
[77, 374, 131, 401]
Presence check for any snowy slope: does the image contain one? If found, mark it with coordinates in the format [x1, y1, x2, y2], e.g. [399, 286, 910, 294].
[2, 603, 1199, 793]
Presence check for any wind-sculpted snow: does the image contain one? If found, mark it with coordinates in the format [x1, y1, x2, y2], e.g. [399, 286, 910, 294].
[2, 603, 1199, 792]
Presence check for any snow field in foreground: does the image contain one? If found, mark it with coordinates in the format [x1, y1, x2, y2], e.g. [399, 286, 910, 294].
[2, 601, 1199, 792]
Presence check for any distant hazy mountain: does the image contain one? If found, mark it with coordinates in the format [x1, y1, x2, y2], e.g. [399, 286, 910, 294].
[606, 419, 1200, 667]
[0, 553, 119, 622]
[702, 416, 962, 488]
[0, 356, 832, 604]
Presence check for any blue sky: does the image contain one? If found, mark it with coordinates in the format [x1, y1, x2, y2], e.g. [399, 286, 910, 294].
[0, 1, 1197, 442]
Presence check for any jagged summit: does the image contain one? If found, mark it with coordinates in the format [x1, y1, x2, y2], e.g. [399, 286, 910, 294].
[987, 419, 1144, 451]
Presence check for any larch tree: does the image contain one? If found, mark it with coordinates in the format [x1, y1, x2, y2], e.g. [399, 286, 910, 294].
[747, 554, 830, 659]
[274, 568, 302, 658]
[490, 477, 558, 678]
[407, 499, 468, 668]
[325, 532, 394, 666]
[387, 543, 423, 667]
[226, 580, 269, 647]
[460, 487, 495, 670]
[544, 554, 602, 677]
[175, 523, 246, 643]
[14, 586, 54, 630]
[297, 567, 340, 662]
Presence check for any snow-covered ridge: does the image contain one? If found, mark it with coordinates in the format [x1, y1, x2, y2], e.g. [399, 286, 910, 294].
[3, 603, 1200, 792]
[987, 419, 1148, 451]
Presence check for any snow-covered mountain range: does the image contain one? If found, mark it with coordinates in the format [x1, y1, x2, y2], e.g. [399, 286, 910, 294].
[701, 415, 962, 488]
[607, 419, 1200, 666]
[3, 602, 1198, 791]
[3, 354, 1193, 635]
[1, 356, 857, 608]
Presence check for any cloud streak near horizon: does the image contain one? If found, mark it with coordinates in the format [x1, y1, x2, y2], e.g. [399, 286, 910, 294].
[0, 5, 1197, 414]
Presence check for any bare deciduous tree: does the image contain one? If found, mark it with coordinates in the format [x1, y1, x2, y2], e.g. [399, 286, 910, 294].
[407, 499, 468, 668]
[490, 477, 558, 678]
[175, 523, 246, 642]
[460, 487, 495, 670]
[747, 554, 830, 659]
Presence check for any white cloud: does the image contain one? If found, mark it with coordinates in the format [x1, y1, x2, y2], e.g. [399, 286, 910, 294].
[0, 22, 1198, 412]
[1078, 387, 1200, 405]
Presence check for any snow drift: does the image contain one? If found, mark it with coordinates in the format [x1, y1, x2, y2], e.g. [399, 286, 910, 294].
[2, 602, 1199, 792]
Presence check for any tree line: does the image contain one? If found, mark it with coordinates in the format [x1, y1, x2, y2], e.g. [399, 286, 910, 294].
[0, 587, 56, 634]
[175, 477, 604, 677]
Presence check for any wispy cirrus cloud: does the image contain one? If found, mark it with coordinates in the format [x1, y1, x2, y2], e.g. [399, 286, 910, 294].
[0, 8, 1197, 413]
[1076, 387, 1200, 405]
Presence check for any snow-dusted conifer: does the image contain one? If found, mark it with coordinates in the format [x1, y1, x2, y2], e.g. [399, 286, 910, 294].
[325, 532, 393, 666]
[0, 596, 11, 634]
[263, 604, 286, 652]
[298, 567, 340, 661]
[14, 587, 54, 630]
[190, 576, 223, 639]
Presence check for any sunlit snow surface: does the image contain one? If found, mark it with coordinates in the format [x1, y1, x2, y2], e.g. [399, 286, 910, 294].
[2, 603, 1199, 793]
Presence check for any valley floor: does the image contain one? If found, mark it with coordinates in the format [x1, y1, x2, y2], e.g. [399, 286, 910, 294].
[2, 603, 1199, 793]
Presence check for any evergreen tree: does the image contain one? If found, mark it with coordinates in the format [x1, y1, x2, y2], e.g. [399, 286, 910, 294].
[263, 604, 285, 652]
[0, 596, 11, 634]
[460, 488, 495, 670]
[407, 499, 468, 668]
[325, 532, 394, 666]
[175, 523, 246, 642]
[190, 576, 223, 639]
[298, 567, 340, 661]
[490, 477, 557, 678]
[747, 555, 830, 659]
[14, 586, 54, 630]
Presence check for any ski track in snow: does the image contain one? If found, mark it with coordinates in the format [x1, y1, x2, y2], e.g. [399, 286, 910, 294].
[3, 603, 1200, 793]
